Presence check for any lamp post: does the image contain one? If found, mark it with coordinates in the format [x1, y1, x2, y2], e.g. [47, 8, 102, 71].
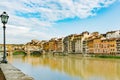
[0, 12, 9, 63]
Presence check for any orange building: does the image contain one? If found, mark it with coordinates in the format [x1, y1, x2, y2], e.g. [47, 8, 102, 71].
[87, 33, 117, 55]
[101, 39, 110, 54]
[100, 38, 117, 54]
[87, 39, 94, 54]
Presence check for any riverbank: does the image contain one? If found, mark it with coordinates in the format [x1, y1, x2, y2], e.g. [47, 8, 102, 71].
[66, 53, 120, 59]
[0, 56, 34, 80]
[93, 55, 120, 59]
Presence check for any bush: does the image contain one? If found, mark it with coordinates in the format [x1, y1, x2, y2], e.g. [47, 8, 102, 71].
[97, 55, 120, 59]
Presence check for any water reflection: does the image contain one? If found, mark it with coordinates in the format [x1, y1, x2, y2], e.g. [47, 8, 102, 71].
[7, 55, 120, 80]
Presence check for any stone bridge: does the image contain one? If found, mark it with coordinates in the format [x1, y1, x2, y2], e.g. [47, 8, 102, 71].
[0, 44, 42, 56]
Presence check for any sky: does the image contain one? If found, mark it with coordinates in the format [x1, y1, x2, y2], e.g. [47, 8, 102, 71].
[0, 0, 120, 44]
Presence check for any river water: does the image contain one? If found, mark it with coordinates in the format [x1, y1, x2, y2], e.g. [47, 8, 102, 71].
[7, 55, 120, 80]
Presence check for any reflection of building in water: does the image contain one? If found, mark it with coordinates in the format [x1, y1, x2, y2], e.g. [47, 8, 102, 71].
[8, 56, 120, 80]
[7, 55, 13, 63]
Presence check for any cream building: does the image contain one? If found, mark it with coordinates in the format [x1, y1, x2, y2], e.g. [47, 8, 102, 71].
[74, 34, 82, 53]
[106, 30, 120, 39]
[81, 31, 90, 53]
[74, 31, 90, 54]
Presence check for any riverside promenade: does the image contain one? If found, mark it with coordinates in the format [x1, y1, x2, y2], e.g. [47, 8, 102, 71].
[0, 55, 34, 80]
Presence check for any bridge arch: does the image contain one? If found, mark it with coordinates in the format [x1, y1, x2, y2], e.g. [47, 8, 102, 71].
[12, 50, 26, 55]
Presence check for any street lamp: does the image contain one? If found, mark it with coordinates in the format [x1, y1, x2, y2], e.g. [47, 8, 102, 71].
[0, 11, 9, 63]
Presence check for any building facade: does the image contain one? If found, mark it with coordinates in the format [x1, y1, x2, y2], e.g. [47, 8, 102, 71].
[56, 38, 64, 52]
[106, 30, 120, 39]
[116, 38, 120, 54]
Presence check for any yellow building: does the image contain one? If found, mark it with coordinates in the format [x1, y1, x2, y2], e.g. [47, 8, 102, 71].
[116, 38, 120, 54]
[48, 38, 57, 52]
[93, 37, 102, 54]
[108, 38, 117, 54]
[43, 42, 49, 52]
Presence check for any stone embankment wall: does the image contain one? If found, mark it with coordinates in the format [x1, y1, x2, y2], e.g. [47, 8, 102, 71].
[0, 58, 34, 80]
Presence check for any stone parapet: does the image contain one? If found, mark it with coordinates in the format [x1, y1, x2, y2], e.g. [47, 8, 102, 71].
[0, 61, 34, 80]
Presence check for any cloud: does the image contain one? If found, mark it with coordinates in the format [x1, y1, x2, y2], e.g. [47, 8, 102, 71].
[0, 24, 54, 44]
[0, 0, 116, 21]
[16, 0, 116, 20]
[0, 0, 116, 44]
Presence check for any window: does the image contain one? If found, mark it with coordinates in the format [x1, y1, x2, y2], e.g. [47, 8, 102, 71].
[113, 49, 115, 51]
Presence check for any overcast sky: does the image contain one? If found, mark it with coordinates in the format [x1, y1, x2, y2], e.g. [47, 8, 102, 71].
[0, 0, 120, 44]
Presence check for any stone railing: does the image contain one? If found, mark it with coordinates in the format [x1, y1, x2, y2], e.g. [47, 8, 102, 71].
[0, 57, 34, 80]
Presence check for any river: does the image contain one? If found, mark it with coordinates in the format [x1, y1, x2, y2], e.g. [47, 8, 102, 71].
[7, 55, 120, 80]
